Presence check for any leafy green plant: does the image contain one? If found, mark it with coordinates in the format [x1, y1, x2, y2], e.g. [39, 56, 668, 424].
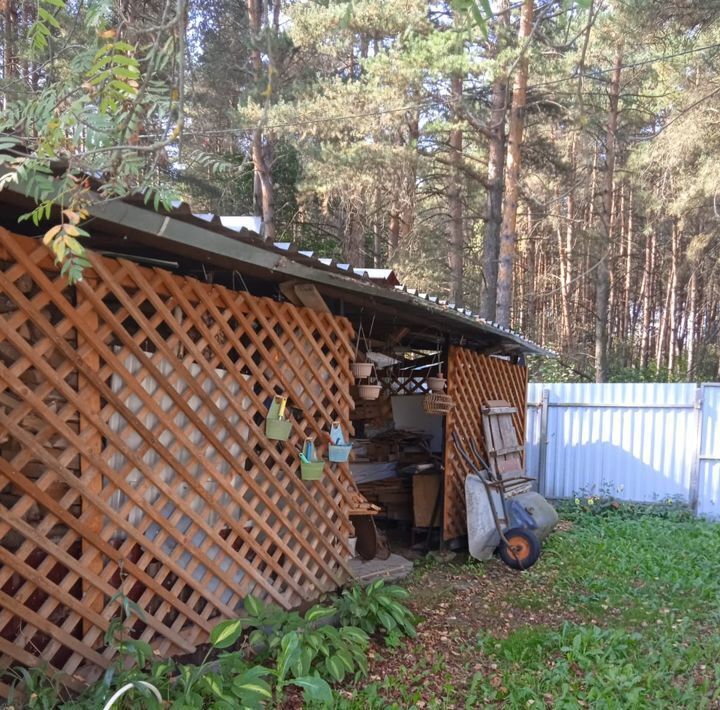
[268, 631, 333, 707]
[291, 624, 369, 684]
[242, 593, 307, 656]
[242, 593, 369, 686]
[5, 665, 64, 710]
[335, 580, 417, 638]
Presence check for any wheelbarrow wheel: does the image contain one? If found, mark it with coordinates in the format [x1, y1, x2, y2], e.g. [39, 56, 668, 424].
[499, 527, 540, 570]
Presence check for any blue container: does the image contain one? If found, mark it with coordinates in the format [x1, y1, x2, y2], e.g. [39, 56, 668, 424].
[328, 443, 352, 463]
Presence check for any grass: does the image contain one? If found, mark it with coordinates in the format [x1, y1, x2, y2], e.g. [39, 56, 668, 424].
[337, 505, 720, 708]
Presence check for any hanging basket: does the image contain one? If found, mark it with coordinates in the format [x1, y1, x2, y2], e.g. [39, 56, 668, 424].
[358, 383, 382, 401]
[351, 362, 373, 379]
[265, 395, 292, 441]
[300, 460, 325, 481]
[427, 375, 446, 392]
[329, 443, 352, 463]
[423, 392, 454, 415]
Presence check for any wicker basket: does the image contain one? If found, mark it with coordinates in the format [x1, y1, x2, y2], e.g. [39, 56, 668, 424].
[422, 392, 453, 415]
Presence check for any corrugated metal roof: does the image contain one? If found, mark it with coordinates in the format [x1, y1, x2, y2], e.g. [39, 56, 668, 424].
[0, 180, 551, 356]
[207, 213, 550, 355]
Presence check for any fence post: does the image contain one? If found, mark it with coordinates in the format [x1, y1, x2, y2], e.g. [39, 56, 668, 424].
[538, 388, 550, 497]
[689, 385, 704, 515]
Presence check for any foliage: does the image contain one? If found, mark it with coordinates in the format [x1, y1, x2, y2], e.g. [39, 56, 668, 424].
[5, 582, 416, 709]
[335, 579, 418, 639]
[241, 594, 369, 685]
[0, 0, 185, 278]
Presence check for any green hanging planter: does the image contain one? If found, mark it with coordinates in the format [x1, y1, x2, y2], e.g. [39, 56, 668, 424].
[265, 395, 292, 441]
[300, 460, 325, 481]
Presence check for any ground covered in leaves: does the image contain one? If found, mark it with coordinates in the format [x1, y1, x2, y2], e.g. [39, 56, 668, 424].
[336, 506, 720, 708]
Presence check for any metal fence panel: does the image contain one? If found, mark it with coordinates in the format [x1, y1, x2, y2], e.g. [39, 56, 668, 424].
[526, 383, 699, 504]
[697, 385, 720, 519]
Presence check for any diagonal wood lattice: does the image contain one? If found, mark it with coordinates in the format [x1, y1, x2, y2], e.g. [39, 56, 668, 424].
[0, 228, 362, 695]
[443, 346, 528, 540]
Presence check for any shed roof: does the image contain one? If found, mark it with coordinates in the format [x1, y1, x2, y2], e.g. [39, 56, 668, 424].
[0, 183, 552, 357]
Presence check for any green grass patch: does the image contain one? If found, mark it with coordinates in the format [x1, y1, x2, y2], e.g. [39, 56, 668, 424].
[344, 507, 720, 708]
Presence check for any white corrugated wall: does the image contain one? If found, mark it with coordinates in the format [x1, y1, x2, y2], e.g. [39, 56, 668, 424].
[697, 385, 720, 518]
[525, 383, 719, 515]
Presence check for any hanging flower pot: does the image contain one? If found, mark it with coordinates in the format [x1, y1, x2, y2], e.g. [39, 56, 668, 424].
[427, 374, 446, 392]
[351, 361, 373, 379]
[358, 383, 382, 400]
[300, 439, 325, 480]
[328, 422, 352, 462]
[300, 460, 325, 480]
[265, 395, 292, 441]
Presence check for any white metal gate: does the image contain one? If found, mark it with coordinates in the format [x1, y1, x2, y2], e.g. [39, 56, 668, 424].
[526, 383, 720, 518]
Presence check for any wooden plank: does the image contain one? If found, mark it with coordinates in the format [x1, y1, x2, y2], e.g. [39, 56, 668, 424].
[292, 283, 331, 313]
[76, 291, 104, 635]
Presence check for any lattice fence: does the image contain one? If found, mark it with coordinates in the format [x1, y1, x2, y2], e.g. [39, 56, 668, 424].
[0, 228, 360, 695]
[443, 347, 528, 540]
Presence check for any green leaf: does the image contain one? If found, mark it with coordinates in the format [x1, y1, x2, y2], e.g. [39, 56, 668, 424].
[336, 648, 355, 672]
[291, 675, 333, 705]
[324, 655, 345, 682]
[210, 618, 243, 649]
[231, 666, 272, 703]
[376, 609, 397, 632]
[202, 673, 229, 701]
[339, 626, 369, 645]
[305, 604, 335, 622]
[243, 594, 264, 618]
[276, 631, 300, 681]
[38, 7, 61, 29]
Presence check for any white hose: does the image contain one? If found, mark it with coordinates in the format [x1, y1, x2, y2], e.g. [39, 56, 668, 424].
[101, 680, 163, 710]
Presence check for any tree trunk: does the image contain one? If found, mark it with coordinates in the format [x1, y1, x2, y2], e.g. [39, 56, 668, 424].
[496, 0, 533, 328]
[248, 0, 276, 240]
[656, 259, 672, 372]
[2, 0, 16, 110]
[388, 209, 400, 260]
[448, 75, 464, 307]
[556, 184, 571, 347]
[594, 44, 622, 383]
[480, 0, 509, 320]
[525, 207, 536, 336]
[564, 132, 577, 346]
[668, 220, 680, 374]
[639, 223, 655, 370]
[686, 271, 697, 381]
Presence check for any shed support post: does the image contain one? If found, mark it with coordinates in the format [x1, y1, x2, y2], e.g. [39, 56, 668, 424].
[538, 388, 550, 497]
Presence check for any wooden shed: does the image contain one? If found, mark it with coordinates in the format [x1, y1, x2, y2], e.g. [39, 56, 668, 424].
[0, 185, 548, 694]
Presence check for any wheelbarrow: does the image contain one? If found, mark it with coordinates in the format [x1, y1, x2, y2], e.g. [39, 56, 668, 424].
[452, 431, 541, 569]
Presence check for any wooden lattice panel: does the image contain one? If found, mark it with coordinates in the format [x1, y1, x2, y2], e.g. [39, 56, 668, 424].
[443, 347, 528, 540]
[387, 371, 429, 395]
[0, 228, 360, 694]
